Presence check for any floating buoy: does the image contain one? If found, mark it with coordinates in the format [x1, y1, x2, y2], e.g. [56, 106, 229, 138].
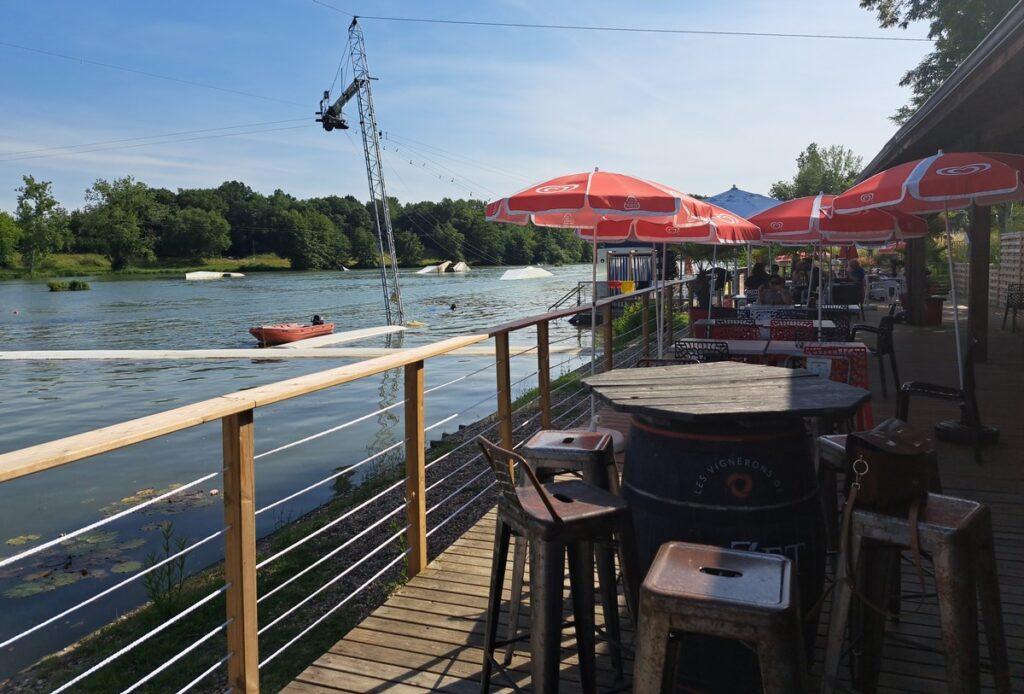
[406, 320, 427, 328]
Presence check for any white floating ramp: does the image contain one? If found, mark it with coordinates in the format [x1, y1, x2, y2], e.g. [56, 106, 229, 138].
[0, 345, 582, 361]
[500, 266, 553, 280]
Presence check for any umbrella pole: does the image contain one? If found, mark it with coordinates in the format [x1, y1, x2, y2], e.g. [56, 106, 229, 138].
[944, 204, 965, 388]
[590, 233, 598, 428]
[818, 243, 824, 341]
[653, 243, 663, 358]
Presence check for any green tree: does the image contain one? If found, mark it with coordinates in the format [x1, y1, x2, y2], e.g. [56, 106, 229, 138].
[393, 228, 425, 266]
[15, 175, 67, 274]
[0, 211, 21, 268]
[82, 177, 166, 270]
[349, 227, 381, 267]
[862, 0, 1016, 123]
[159, 208, 231, 261]
[769, 143, 862, 200]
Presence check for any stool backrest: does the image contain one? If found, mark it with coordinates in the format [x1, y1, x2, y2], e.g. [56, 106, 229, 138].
[710, 323, 760, 340]
[1007, 283, 1024, 309]
[477, 437, 562, 524]
[673, 339, 730, 363]
[803, 343, 869, 388]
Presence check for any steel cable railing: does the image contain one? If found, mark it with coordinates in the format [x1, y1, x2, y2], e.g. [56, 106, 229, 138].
[50, 584, 229, 693]
[0, 527, 224, 649]
[0, 471, 219, 569]
[174, 653, 231, 694]
[258, 523, 407, 636]
[258, 547, 411, 669]
[119, 620, 229, 694]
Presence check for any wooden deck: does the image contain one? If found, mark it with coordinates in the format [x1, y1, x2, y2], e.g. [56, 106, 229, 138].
[287, 309, 1024, 693]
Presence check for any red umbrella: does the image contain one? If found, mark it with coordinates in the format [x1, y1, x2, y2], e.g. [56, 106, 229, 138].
[749, 194, 926, 245]
[833, 151, 1024, 215]
[485, 170, 704, 228]
[834, 151, 1024, 385]
[576, 197, 761, 245]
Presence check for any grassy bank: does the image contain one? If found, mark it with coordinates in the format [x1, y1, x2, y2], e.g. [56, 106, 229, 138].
[0, 253, 291, 280]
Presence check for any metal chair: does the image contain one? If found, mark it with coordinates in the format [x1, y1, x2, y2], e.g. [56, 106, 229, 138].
[1002, 283, 1024, 332]
[896, 340, 998, 465]
[769, 319, 814, 341]
[851, 315, 900, 398]
[477, 437, 640, 693]
[710, 322, 760, 340]
[821, 495, 1011, 694]
[673, 339, 730, 363]
[802, 343, 873, 429]
[634, 542, 807, 693]
[821, 310, 852, 342]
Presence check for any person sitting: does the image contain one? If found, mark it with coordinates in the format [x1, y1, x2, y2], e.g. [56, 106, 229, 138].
[746, 262, 770, 291]
[311, 314, 324, 325]
[758, 276, 793, 305]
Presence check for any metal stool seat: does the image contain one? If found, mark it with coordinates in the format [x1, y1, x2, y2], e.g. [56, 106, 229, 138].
[506, 429, 626, 676]
[634, 542, 808, 693]
[477, 437, 640, 693]
[822, 493, 1011, 693]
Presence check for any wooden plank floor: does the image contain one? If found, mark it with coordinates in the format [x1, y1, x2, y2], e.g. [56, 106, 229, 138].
[287, 308, 1024, 693]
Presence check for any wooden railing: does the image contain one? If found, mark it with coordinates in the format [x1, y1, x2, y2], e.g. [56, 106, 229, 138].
[0, 281, 682, 692]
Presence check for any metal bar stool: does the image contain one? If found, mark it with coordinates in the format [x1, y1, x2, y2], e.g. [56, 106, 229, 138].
[634, 542, 808, 693]
[822, 494, 1011, 694]
[477, 437, 640, 694]
[507, 430, 627, 677]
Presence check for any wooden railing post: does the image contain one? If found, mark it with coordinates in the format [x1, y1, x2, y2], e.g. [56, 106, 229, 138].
[404, 361, 427, 577]
[223, 410, 259, 694]
[536, 321, 552, 429]
[495, 332, 514, 450]
[641, 292, 650, 358]
[602, 304, 614, 372]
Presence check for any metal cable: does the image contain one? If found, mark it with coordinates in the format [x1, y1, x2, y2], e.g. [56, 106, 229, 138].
[174, 653, 231, 694]
[0, 528, 223, 649]
[424, 451, 482, 494]
[255, 400, 403, 461]
[258, 524, 408, 635]
[425, 467, 490, 516]
[258, 549, 410, 669]
[423, 421, 497, 473]
[257, 502, 404, 604]
[255, 439, 404, 517]
[426, 481, 497, 538]
[119, 621, 228, 694]
[51, 585, 229, 693]
[0, 472, 218, 568]
[257, 468, 408, 569]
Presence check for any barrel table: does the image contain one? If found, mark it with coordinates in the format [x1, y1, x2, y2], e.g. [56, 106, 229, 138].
[583, 361, 870, 691]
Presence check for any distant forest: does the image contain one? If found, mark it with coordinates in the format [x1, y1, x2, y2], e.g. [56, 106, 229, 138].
[1, 175, 591, 273]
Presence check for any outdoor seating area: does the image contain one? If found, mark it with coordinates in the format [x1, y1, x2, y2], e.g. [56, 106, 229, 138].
[286, 306, 1024, 693]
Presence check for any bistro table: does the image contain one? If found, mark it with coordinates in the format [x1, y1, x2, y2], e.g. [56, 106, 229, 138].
[582, 360, 870, 690]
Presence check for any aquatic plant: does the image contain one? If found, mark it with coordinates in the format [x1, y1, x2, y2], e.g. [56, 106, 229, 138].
[142, 522, 189, 618]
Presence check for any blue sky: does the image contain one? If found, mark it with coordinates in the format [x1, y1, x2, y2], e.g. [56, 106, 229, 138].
[0, 1, 932, 213]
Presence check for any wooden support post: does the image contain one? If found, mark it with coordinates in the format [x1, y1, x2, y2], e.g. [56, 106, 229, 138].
[641, 292, 650, 358]
[968, 205, 991, 362]
[602, 304, 613, 372]
[906, 237, 927, 325]
[223, 410, 259, 694]
[495, 332, 513, 450]
[404, 361, 427, 577]
[536, 321, 552, 429]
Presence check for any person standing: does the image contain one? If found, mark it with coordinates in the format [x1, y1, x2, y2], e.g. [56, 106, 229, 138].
[848, 259, 866, 302]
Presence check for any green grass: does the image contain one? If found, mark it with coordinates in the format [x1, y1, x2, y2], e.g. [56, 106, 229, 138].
[612, 300, 688, 351]
[0, 253, 292, 279]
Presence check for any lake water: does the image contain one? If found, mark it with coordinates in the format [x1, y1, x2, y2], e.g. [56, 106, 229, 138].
[0, 265, 594, 677]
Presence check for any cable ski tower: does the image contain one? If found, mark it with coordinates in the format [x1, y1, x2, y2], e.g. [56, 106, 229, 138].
[317, 17, 404, 325]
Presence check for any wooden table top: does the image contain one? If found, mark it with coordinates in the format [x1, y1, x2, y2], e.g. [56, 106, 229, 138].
[582, 361, 870, 422]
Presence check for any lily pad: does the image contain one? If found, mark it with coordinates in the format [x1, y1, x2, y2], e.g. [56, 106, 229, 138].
[3, 581, 56, 599]
[118, 539, 147, 550]
[51, 572, 83, 587]
[111, 561, 142, 574]
[5, 534, 41, 546]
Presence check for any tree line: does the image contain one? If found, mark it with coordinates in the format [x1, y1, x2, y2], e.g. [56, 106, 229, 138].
[0, 175, 590, 273]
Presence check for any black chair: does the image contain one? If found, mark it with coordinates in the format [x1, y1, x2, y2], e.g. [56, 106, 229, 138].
[821, 310, 852, 342]
[896, 341, 998, 465]
[851, 315, 900, 398]
[1002, 283, 1024, 332]
[673, 339, 730, 363]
